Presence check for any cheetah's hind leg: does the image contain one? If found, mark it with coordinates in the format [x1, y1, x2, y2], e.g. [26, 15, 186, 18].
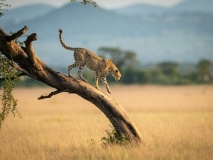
[68, 63, 77, 77]
[78, 66, 87, 82]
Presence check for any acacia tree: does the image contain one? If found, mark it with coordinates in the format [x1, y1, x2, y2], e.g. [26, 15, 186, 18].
[197, 59, 212, 82]
[0, 1, 142, 143]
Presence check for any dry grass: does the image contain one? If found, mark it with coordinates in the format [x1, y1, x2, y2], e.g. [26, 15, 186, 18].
[0, 85, 213, 160]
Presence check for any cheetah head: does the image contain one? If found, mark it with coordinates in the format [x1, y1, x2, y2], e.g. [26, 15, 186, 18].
[102, 59, 121, 81]
[111, 67, 121, 81]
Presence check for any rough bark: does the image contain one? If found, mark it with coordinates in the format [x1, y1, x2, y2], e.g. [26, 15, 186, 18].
[0, 26, 142, 143]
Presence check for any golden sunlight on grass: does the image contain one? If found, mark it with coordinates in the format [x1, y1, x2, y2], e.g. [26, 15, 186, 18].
[0, 85, 213, 160]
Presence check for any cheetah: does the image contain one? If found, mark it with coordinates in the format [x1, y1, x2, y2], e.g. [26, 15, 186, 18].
[58, 28, 121, 94]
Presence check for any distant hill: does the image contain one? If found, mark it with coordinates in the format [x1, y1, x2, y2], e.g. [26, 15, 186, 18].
[115, 4, 167, 15]
[1, 4, 55, 27]
[171, 0, 213, 13]
[1, 2, 213, 66]
[115, 0, 213, 15]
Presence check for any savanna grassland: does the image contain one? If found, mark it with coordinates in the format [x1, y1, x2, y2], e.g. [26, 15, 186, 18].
[0, 85, 213, 160]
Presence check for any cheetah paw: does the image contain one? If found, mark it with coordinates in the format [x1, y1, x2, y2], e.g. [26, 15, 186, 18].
[107, 90, 112, 94]
[95, 86, 100, 90]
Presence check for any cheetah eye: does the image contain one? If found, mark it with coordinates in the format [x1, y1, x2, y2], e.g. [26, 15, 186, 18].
[115, 70, 118, 73]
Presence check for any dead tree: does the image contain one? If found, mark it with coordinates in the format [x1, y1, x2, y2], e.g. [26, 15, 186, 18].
[0, 26, 142, 143]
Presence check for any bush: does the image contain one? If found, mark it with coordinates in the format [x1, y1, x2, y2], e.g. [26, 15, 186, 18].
[101, 126, 129, 147]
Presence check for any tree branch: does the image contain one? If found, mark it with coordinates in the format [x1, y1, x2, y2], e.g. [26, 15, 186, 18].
[5, 26, 28, 42]
[38, 90, 64, 100]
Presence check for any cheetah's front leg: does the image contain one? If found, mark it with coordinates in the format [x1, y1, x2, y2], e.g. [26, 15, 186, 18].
[95, 74, 100, 90]
[101, 77, 111, 94]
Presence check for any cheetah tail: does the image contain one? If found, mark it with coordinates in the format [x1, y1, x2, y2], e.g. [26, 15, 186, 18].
[58, 29, 75, 51]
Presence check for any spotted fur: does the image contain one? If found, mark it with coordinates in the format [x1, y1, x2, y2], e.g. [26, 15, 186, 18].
[58, 28, 121, 93]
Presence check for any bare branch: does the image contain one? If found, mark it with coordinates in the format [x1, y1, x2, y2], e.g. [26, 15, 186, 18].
[5, 26, 28, 42]
[38, 90, 64, 100]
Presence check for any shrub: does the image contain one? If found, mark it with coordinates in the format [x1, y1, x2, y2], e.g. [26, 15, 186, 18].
[101, 126, 129, 147]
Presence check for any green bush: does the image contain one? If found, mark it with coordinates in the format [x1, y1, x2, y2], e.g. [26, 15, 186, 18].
[101, 126, 129, 147]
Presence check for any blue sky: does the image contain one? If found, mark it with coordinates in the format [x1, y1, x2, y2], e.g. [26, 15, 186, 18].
[8, 0, 183, 9]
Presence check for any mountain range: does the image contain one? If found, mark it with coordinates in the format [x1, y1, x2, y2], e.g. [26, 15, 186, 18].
[1, 4, 55, 27]
[116, 0, 213, 15]
[1, 0, 213, 66]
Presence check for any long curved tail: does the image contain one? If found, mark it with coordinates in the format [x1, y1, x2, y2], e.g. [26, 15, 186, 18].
[58, 28, 74, 51]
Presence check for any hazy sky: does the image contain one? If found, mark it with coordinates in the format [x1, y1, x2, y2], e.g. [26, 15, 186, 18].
[8, 0, 184, 9]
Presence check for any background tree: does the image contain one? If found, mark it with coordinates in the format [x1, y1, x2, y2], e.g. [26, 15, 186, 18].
[136, 70, 152, 84]
[151, 62, 179, 84]
[157, 62, 178, 78]
[197, 59, 212, 82]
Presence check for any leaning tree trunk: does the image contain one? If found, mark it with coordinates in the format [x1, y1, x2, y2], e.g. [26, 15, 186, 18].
[0, 26, 142, 143]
